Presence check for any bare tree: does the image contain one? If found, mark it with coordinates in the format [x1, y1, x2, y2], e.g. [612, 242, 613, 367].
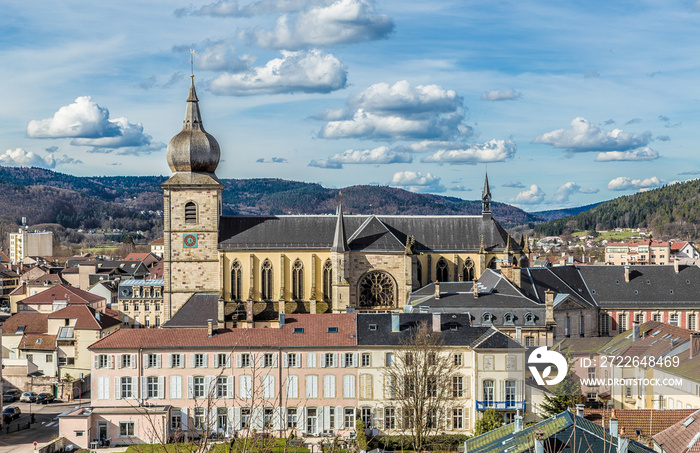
[383, 322, 458, 452]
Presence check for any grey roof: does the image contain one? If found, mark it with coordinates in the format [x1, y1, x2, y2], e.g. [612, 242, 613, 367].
[219, 214, 519, 252]
[406, 271, 546, 328]
[163, 292, 219, 328]
[356, 313, 524, 349]
[521, 264, 700, 308]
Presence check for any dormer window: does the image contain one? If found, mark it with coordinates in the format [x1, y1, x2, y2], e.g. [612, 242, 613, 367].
[525, 312, 535, 325]
[185, 202, 198, 224]
[482, 312, 492, 325]
[504, 313, 515, 325]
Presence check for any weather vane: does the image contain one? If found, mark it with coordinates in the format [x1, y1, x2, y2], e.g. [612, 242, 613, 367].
[190, 49, 195, 78]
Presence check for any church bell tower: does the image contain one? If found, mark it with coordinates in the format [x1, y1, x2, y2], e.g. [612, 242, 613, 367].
[162, 76, 224, 321]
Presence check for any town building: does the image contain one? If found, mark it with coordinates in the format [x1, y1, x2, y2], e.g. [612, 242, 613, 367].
[16, 283, 106, 314]
[117, 279, 165, 328]
[150, 237, 165, 259]
[605, 240, 671, 266]
[9, 228, 53, 263]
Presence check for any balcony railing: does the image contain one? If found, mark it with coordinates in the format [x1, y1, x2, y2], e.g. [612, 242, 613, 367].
[476, 400, 526, 411]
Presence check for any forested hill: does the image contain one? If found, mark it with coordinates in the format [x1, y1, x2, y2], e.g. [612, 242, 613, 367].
[534, 179, 700, 238]
[0, 167, 541, 230]
[532, 202, 604, 222]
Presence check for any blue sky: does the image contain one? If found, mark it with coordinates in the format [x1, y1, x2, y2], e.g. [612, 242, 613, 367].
[2, 0, 700, 211]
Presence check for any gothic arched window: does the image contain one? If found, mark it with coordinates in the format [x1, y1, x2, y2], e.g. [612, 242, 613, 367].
[416, 260, 423, 288]
[463, 258, 475, 281]
[231, 259, 242, 301]
[292, 259, 304, 301]
[436, 258, 449, 282]
[185, 201, 198, 224]
[358, 271, 396, 308]
[487, 258, 497, 269]
[261, 259, 273, 300]
[323, 259, 332, 302]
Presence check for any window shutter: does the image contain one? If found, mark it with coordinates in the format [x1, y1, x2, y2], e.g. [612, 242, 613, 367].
[187, 376, 194, 399]
[275, 407, 285, 431]
[307, 352, 316, 368]
[94, 355, 100, 370]
[169, 376, 178, 399]
[109, 355, 114, 369]
[335, 406, 343, 430]
[237, 354, 242, 368]
[181, 407, 189, 430]
[353, 353, 358, 367]
[296, 407, 305, 431]
[465, 376, 471, 399]
[320, 354, 326, 368]
[214, 354, 219, 368]
[191, 353, 196, 368]
[250, 353, 255, 368]
[283, 353, 289, 368]
[141, 376, 147, 398]
[296, 353, 302, 368]
[272, 353, 278, 368]
[131, 354, 137, 368]
[158, 376, 165, 399]
[168, 354, 173, 368]
[233, 407, 241, 430]
[203, 354, 208, 368]
[226, 353, 232, 368]
[499, 380, 505, 402]
[227, 375, 235, 398]
[374, 408, 384, 430]
[115, 377, 121, 399]
[179, 354, 185, 368]
[205, 376, 214, 398]
[228, 407, 235, 435]
[333, 353, 338, 367]
[344, 375, 355, 398]
[340, 354, 346, 368]
[143, 354, 149, 368]
[117, 354, 123, 369]
[156, 354, 162, 369]
[323, 406, 331, 431]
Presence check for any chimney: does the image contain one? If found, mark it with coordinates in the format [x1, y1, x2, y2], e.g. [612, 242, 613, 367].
[501, 263, 513, 282]
[246, 300, 254, 324]
[516, 326, 522, 344]
[575, 404, 585, 417]
[545, 289, 556, 326]
[674, 258, 680, 274]
[207, 319, 213, 337]
[432, 313, 441, 332]
[391, 313, 400, 332]
[624, 265, 630, 283]
[512, 266, 521, 288]
[609, 418, 618, 439]
[279, 312, 285, 328]
[690, 332, 700, 359]
[513, 414, 523, 433]
[632, 321, 640, 342]
[534, 431, 545, 453]
[472, 278, 479, 299]
[617, 438, 629, 453]
[434, 280, 440, 299]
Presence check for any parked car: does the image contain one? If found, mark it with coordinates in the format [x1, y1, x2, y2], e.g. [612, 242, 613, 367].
[19, 392, 37, 403]
[36, 393, 55, 404]
[3, 390, 21, 402]
[2, 406, 21, 424]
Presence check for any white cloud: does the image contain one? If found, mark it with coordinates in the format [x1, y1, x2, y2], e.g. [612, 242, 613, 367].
[0, 148, 82, 169]
[510, 185, 546, 204]
[552, 182, 599, 203]
[533, 117, 651, 152]
[26, 97, 157, 152]
[196, 40, 253, 72]
[209, 49, 347, 95]
[595, 147, 659, 162]
[502, 180, 524, 188]
[318, 80, 467, 141]
[481, 89, 522, 101]
[421, 139, 516, 164]
[389, 170, 445, 193]
[607, 176, 665, 191]
[309, 146, 412, 169]
[252, 0, 394, 49]
[175, 0, 332, 17]
[256, 157, 289, 163]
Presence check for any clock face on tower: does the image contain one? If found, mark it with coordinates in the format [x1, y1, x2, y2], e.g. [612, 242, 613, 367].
[183, 233, 198, 248]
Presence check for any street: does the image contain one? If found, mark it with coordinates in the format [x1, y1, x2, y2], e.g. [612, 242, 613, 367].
[0, 398, 87, 453]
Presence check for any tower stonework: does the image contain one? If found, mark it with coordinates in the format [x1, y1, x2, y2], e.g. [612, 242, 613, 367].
[162, 77, 224, 321]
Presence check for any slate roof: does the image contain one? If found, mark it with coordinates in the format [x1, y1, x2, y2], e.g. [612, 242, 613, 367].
[1, 312, 48, 335]
[551, 337, 613, 356]
[90, 313, 357, 349]
[48, 305, 121, 330]
[218, 214, 519, 252]
[585, 408, 698, 439]
[356, 313, 523, 350]
[465, 409, 655, 453]
[653, 409, 700, 453]
[162, 292, 219, 328]
[147, 262, 164, 279]
[19, 283, 104, 305]
[520, 265, 700, 308]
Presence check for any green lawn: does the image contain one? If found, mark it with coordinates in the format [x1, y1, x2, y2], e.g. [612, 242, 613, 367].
[125, 439, 310, 453]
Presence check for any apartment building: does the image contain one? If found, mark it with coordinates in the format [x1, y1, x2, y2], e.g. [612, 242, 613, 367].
[605, 240, 670, 266]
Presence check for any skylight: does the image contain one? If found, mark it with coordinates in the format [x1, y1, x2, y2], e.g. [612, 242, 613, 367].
[327, 327, 338, 333]
[293, 327, 304, 334]
[684, 417, 695, 427]
[651, 330, 662, 336]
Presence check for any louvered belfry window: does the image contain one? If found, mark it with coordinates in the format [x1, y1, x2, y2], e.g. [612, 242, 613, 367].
[185, 202, 197, 224]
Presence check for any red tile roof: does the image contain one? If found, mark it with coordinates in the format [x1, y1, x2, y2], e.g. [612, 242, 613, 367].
[1, 312, 48, 335]
[124, 253, 152, 261]
[90, 313, 357, 350]
[653, 409, 700, 453]
[585, 408, 697, 438]
[147, 262, 164, 279]
[19, 334, 56, 351]
[149, 237, 164, 245]
[671, 242, 687, 252]
[18, 283, 104, 305]
[48, 305, 121, 330]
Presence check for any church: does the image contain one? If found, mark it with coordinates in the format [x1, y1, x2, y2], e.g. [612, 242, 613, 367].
[161, 78, 527, 327]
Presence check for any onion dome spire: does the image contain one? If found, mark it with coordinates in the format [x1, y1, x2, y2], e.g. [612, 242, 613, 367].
[166, 76, 221, 174]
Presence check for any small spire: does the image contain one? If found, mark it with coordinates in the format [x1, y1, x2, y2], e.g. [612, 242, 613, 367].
[482, 172, 492, 214]
[183, 77, 203, 131]
[331, 200, 348, 252]
[523, 235, 531, 254]
[504, 235, 511, 254]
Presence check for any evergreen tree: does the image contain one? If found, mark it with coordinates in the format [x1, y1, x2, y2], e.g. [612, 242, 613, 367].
[539, 362, 585, 418]
[474, 409, 503, 436]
